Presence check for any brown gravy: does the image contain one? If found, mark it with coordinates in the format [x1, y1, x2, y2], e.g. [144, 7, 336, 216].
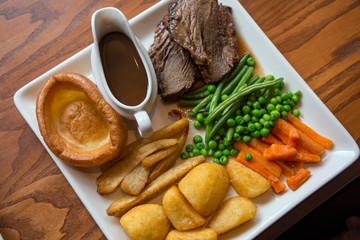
[237, 35, 265, 77]
[100, 32, 148, 106]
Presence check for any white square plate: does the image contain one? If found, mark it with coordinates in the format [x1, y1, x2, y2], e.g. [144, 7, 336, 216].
[14, 0, 359, 239]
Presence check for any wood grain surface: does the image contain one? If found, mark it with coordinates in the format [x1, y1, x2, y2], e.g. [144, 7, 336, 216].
[0, 0, 359, 239]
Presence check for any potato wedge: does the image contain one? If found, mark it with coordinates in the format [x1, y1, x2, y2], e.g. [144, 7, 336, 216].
[207, 196, 257, 235]
[178, 163, 229, 216]
[163, 185, 205, 231]
[101, 118, 189, 171]
[96, 149, 142, 194]
[107, 155, 205, 217]
[147, 127, 188, 183]
[121, 163, 153, 195]
[142, 144, 178, 168]
[120, 204, 170, 240]
[226, 159, 271, 198]
[165, 228, 217, 240]
[138, 138, 178, 158]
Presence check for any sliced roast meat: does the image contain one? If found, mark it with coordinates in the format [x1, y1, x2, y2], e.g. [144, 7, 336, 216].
[168, 0, 239, 83]
[148, 18, 198, 101]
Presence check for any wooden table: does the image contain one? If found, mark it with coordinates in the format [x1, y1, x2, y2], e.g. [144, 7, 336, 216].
[1, 0, 359, 239]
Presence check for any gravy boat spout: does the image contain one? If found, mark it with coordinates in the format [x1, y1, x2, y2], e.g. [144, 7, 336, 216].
[91, 7, 157, 137]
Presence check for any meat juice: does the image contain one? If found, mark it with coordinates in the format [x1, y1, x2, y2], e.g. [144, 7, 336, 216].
[237, 35, 265, 77]
[100, 32, 148, 106]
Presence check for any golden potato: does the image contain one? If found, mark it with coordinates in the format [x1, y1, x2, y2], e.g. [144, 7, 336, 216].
[120, 204, 170, 240]
[178, 163, 229, 216]
[165, 228, 217, 240]
[163, 185, 205, 231]
[207, 196, 257, 235]
[226, 159, 271, 198]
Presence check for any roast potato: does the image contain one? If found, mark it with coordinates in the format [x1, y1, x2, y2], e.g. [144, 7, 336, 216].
[226, 159, 271, 198]
[178, 162, 229, 216]
[165, 228, 217, 240]
[120, 204, 170, 240]
[207, 196, 257, 235]
[162, 185, 205, 231]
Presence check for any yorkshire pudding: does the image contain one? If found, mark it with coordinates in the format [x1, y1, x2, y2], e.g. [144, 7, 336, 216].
[36, 73, 127, 167]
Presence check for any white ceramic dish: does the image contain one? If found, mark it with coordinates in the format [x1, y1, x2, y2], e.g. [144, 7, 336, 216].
[14, 0, 359, 239]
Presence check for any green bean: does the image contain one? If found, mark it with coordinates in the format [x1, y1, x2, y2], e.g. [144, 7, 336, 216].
[181, 90, 211, 99]
[178, 98, 203, 107]
[226, 127, 235, 141]
[209, 77, 227, 113]
[247, 74, 259, 86]
[231, 67, 254, 95]
[221, 65, 248, 95]
[227, 52, 251, 80]
[192, 93, 214, 114]
[222, 84, 246, 115]
[209, 98, 245, 138]
[205, 78, 283, 124]
[184, 85, 208, 96]
[205, 123, 213, 144]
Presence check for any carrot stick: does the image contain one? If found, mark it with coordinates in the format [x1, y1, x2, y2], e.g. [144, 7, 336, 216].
[234, 141, 282, 177]
[267, 144, 297, 159]
[261, 133, 283, 145]
[236, 152, 286, 193]
[275, 161, 297, 177]
[286, 168, 311, 190]
[274, 119, 325, 155]
[271, 127, 289, 144]
[276, 152, 321, 163]
[287, 113, 333, 149]
[288, 128, 299, 147]
[249, 138, 270, 152]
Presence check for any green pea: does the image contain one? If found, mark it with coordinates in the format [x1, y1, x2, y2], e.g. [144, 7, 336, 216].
[218, 143, 225, 150]
[258, 96, 266, 105]
[294, 90, 301, 96]
[214, 150, 222, 159]
[243, 114, 251, 122]
[208, 148, 214, 156]
[214, 134, 221, 142]
[292, 109, 300, 117]
[242, 105, 251, 114]
[263, 121, 271, 128]
[247, 101, 254, 107]
[186, 144, 194, 152]
[284, 105, 291, 111]
[289, 100, 295, 107]
[235, 125, 245, 133]
[208, 140, 217, 149]
[274, 89, 281, 95]
[235, 109, 242, 116]
[270, 120, 276, 127]
[230, 148, 239, 156]
[275, 81, 284, 90]
[276, 96, 282, 103]
[265, 75, 275, 81]
[223, 138, 231, 146]
[200, 148, 208, 157]
[220, 155, 228, 165]
[260, 128, 270, 137]
[248, 123, 255, 132]
[267, 103, 275, 112]
[218, 127, 226, 136]
[222, 149, 230, 156]
[207, 84, 216, 93]
[194, 120, 202, 129]
[245, 153, 252, 161]
[254, 122, 262, 131]
[253, 101, 261, 109]
[251, 130, 260, 138]
[196, 143, 205, 149]
[188, 152, 194, 158]
[292, 95, 299, 104]
[275, 104, 284, 112]
[246, 57, 255, 66]
[251, 116, 259, 122]
[271, 110, 280, 118]
[263, 114, 270, 121]
[193, 135, 203, 143]
[221, 94, 229, 102]
[243, 135, 251, 143]
[180, 152, 189, 159]
[233, 132, 241, 141]
[188, 111, 195, 118]
[281, 111, 288, 117]
[251, 109, 261, 118]
[193, 148, 200, 156]
[280, 92, 288, 100]
[270, 98, 278, 105]
[196, 113, 204, 122]
[227, 118, 236, 127]
[260, 109, 267, 116]
[287, 91, 293, 98]
[235, 115, 243, 125]
[213, 158, 220, 164]
[259, 118, 265, 125]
